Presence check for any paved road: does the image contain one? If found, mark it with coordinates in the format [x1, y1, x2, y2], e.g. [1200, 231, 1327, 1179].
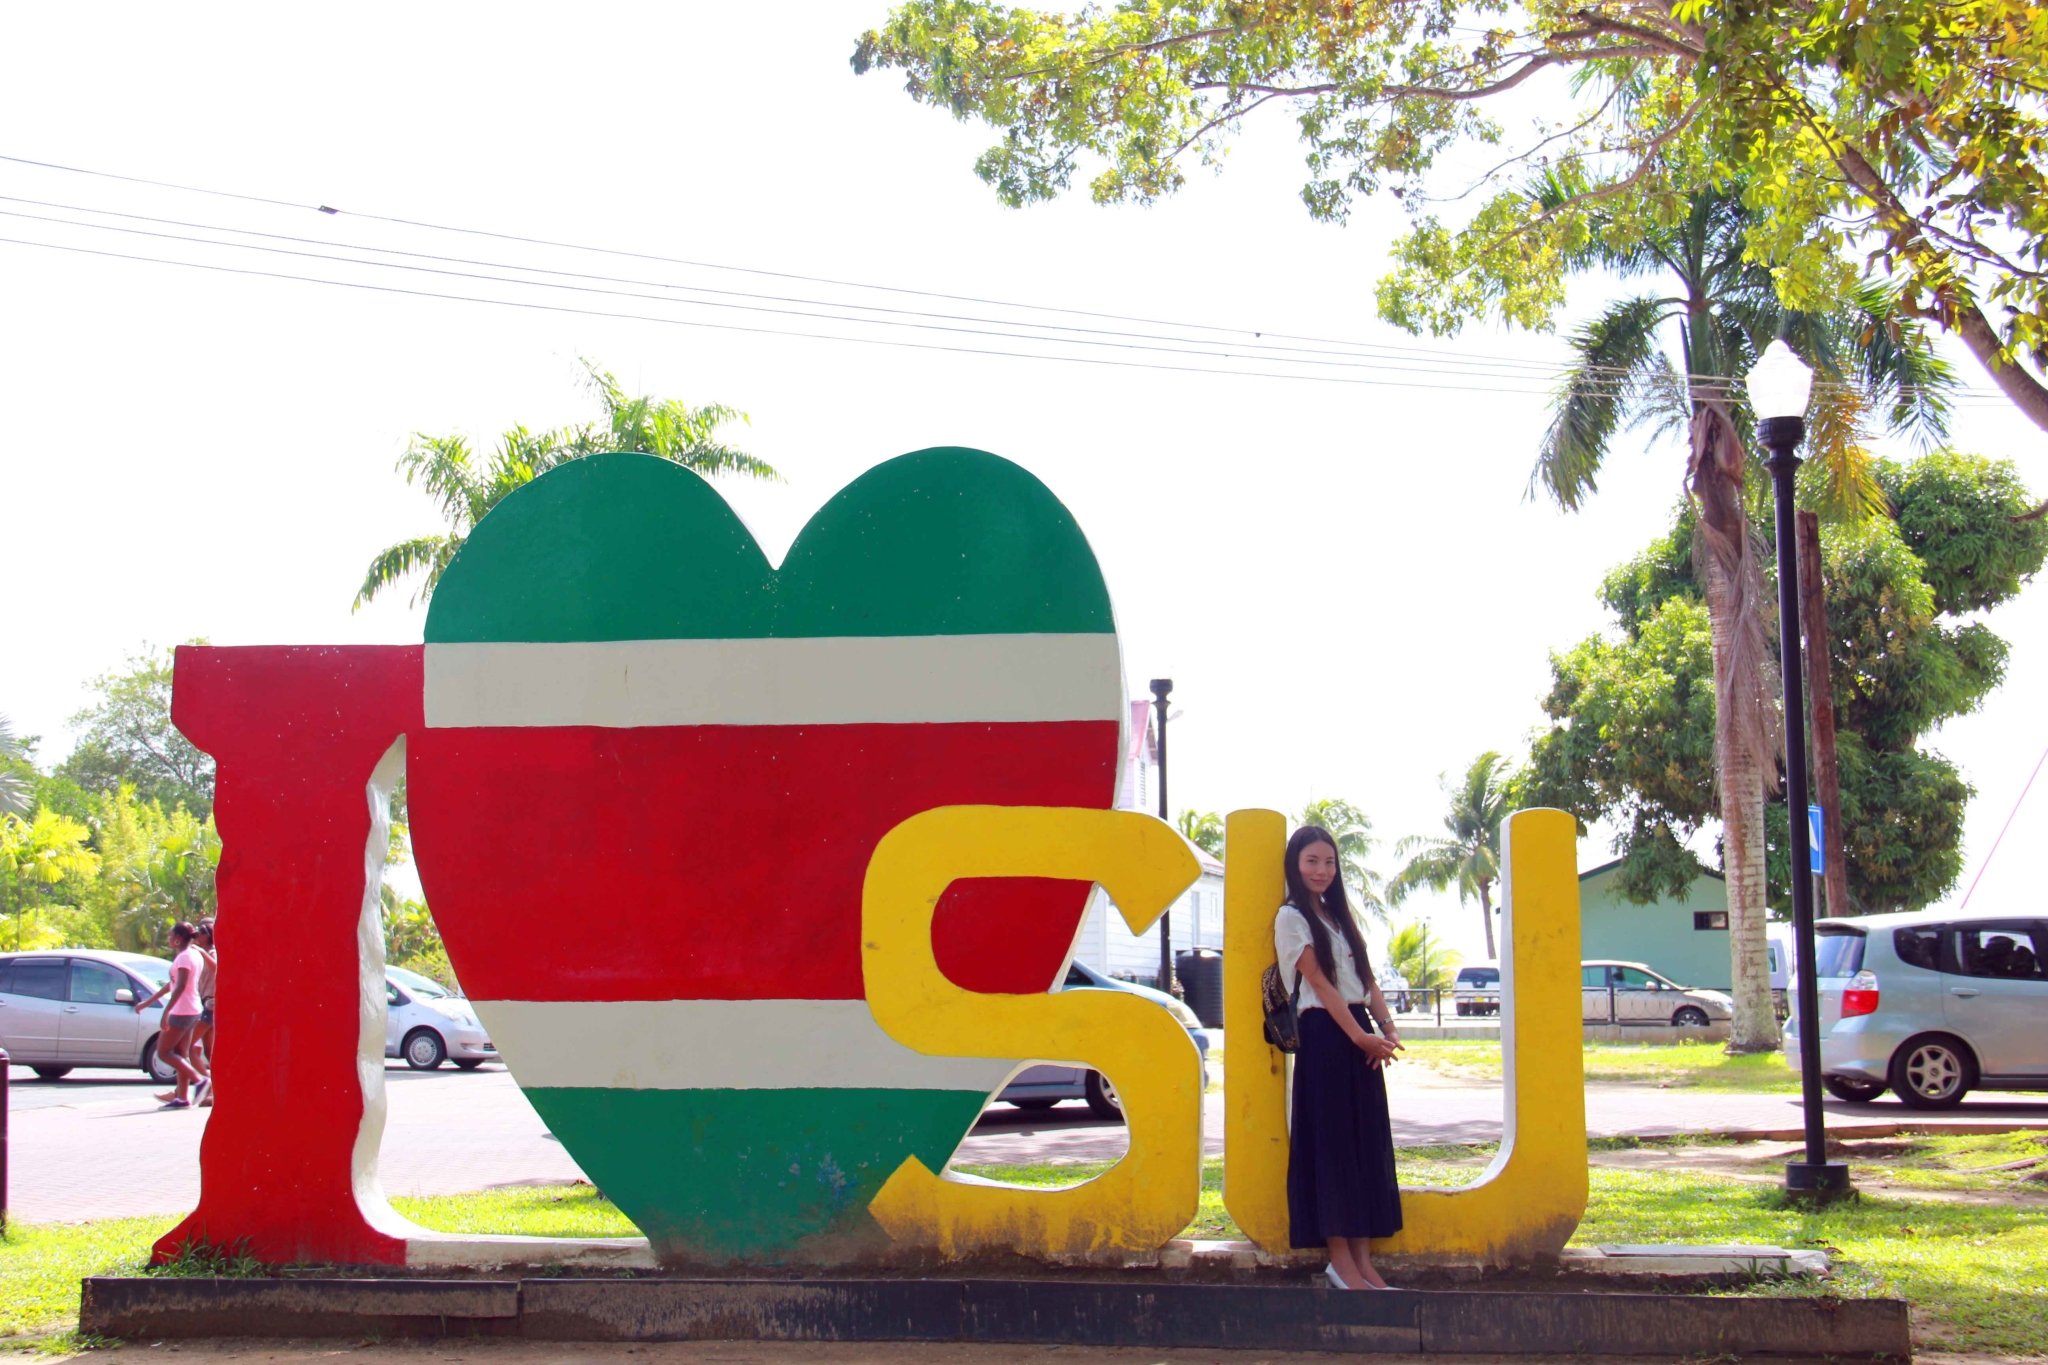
[10, 1061, 2046, 1224]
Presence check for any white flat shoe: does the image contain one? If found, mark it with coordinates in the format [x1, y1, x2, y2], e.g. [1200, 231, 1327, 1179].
[1323, 1263, 1353, 1290]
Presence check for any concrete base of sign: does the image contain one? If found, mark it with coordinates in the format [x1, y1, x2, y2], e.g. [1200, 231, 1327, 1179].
[81, 1275, 1907, 1357]
[387, 1235, 1830, 1282]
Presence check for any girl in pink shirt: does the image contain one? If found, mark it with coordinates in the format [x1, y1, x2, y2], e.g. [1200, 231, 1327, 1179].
[135, 921, 208, 1108]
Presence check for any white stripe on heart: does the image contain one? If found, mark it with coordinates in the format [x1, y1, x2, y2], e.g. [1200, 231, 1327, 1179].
[424, 633, 1123, 729]
[469, 997, 1038, 1092]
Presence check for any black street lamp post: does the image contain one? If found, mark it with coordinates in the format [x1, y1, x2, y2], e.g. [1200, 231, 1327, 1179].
[1151, 677, 1174, 994]
[1749, 340, 1852, 1202]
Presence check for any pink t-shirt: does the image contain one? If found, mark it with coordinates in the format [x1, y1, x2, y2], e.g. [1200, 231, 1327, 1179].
[169, 945, 206, 1016]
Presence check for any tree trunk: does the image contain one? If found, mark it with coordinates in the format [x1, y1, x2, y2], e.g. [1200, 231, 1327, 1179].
[1477, 877, 1497, 961]
[1689, 404, 1784, 1053]
[1797, 511, 1852, 918]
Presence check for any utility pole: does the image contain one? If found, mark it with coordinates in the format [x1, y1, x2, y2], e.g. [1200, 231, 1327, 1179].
[1797, 511, 1851, 919]
[1151, 678, 1174, 995]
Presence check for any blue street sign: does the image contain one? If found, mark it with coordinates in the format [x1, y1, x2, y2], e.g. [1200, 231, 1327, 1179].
[1807, 805, 1825, 874]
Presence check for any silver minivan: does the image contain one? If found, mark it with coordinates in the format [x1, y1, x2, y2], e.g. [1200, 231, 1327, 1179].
[1785, 908, 2048, 1108]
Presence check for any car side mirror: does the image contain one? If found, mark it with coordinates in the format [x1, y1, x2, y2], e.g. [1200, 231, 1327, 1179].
[115, 988, 135, 1003]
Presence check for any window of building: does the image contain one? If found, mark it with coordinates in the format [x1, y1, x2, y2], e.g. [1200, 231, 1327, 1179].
[1694, 911, 1729, 930]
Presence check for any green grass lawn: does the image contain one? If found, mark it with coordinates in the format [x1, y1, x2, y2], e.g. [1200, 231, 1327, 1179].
[6, 1144, 2043, 1356]
[1401, 1036, 1802, 1091]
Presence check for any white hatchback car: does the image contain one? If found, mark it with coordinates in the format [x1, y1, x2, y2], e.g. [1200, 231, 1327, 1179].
[0, 949, 183, 1081]
[385, 964, 496, 1070]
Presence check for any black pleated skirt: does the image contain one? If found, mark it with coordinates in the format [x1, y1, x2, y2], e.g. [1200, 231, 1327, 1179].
[1288, 1003, 1403, 1247]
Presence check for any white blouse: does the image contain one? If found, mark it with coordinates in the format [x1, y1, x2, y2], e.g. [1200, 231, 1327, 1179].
[1274, 903, 1369, 1012]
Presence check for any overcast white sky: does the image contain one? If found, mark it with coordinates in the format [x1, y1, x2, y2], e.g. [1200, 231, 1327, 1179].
[2, 4, 2042, 965]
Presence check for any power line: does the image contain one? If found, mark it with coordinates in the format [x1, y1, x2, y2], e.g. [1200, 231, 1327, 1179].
[0, 151, 2023, 407]
[0, 231, 1603, 395]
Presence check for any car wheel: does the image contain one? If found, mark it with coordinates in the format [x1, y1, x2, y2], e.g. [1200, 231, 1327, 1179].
[30, 1065, 73, 1081]
[1455, 1002, 1469, 1017]
[1890, 1035, 1974, 1110]
[403, 1028, 447, 1070]
[1672, 1006, 1711, 1029]
[454, 1058, 485, 1071]
[1083, 1070, 1124, 1122]
[1823, 1076, 1887, 1103]
[1011, 1098, 1058, 1111]
[143, 1037, 179, 1083]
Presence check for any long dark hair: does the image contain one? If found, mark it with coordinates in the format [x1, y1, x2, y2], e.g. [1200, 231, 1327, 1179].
[1283, 825, 1372, 985]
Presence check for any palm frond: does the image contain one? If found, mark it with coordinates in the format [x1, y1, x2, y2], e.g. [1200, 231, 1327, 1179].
[395, 435, 486, 533]
[352, 534, 465, 612]
[0, 713, 29, 817]
[1533, 295, 1670, 511]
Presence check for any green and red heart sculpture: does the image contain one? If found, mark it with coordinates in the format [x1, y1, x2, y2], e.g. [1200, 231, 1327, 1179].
[407, 448, 1126, 1264]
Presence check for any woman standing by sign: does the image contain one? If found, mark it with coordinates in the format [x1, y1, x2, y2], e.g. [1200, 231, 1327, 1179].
[1275, 825, 1403, 1289]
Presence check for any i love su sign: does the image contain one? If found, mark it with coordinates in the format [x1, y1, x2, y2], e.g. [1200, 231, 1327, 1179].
[159, 449, 1586, 1270]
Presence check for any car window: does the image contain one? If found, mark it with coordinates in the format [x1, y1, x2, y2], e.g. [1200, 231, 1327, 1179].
[1955, 924, 2047, 981]
[0, 959, 13, 994]
[1893, 926, 1943, 972]
[9, 958, 67, 1000]
[386, 983, 404, 1006]
[1814, 928, 1866, 977]
[1582, 966, 1610, 987]
[70, 960, 131, 1005]
[127, 959, 171, 988]
[1613, 967, 1656, 988]
[1064, 964, 1091, 987]
[1458, 968, 1499, 986]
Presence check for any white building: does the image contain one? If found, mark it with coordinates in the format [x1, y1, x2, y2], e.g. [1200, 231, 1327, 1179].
[1072, 700, 1225, 985]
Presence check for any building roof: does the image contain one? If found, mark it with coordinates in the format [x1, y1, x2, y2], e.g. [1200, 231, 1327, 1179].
[1578, 855, 1725, 885]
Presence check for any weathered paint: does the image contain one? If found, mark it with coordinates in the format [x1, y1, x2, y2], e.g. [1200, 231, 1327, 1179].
[424, 634, 1123, 729]
[469, 999, 1017, 1092]
[154, 645, 426, 1268]
[1222, 806, 1589, 1263]
[1219, 808, 1291, 1250]
[408, 448, 1130, 1264]
[523, 1086, 990, 1260]
[863, 805, 1203, 1257]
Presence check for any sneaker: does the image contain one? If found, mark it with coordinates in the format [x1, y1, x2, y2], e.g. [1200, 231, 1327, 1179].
[161, 1098, 190, 1109]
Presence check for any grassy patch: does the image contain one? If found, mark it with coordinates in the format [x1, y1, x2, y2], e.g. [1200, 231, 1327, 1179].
[1833, 1130, 2048, 1195]
[1574, 1166, 2047, 1356]
[0, 1215, 175, 1345]
[390, 1181, 638, 1238]
[1400, 1037, 1801, 1092]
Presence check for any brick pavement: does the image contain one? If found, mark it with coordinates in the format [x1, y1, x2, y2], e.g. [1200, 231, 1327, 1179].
[12, 1062, 2046, 1223]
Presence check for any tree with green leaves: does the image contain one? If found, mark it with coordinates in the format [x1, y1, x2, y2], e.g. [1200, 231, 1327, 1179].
[88, 786, 220, 952]
[1387, 752, 1515, 962]
[1176, 808, 1224, 859]
[58, 645, 215, 819]
[1530, 450, 2046, 923]
[0, 808, 99, 949]
[355, 360, 778, 610]
[1516, 185, 1950, 1051]
[1295, 797, 1384, 921]
[851, 0, 2048, 446]
[1383, 920, 1462, 994]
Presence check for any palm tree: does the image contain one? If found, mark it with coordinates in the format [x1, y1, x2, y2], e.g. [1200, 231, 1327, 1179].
[1176, 809, 1225, 858]
[1295, 797, 1385, 922]
[1384, 921, 1463, 993]
[354, 360, 779, 610]
[1531, 182, 1952, 1051]
[0, 714, 29, 817]
[1388, 752, 1514, 961]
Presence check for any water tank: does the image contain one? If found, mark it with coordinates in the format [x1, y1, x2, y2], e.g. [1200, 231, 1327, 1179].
[1175, 948, 1225, 1029]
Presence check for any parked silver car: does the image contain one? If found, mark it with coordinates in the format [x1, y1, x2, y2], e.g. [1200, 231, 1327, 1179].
[1453, 964, 1500, 1016]
[0, 949, 182, 1081]
[384, 964, 496, 1070]
[1785, 908, 2048, 1109]
[997, 960, 1209, 1119]
[1581, 960, 1733, 1026]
